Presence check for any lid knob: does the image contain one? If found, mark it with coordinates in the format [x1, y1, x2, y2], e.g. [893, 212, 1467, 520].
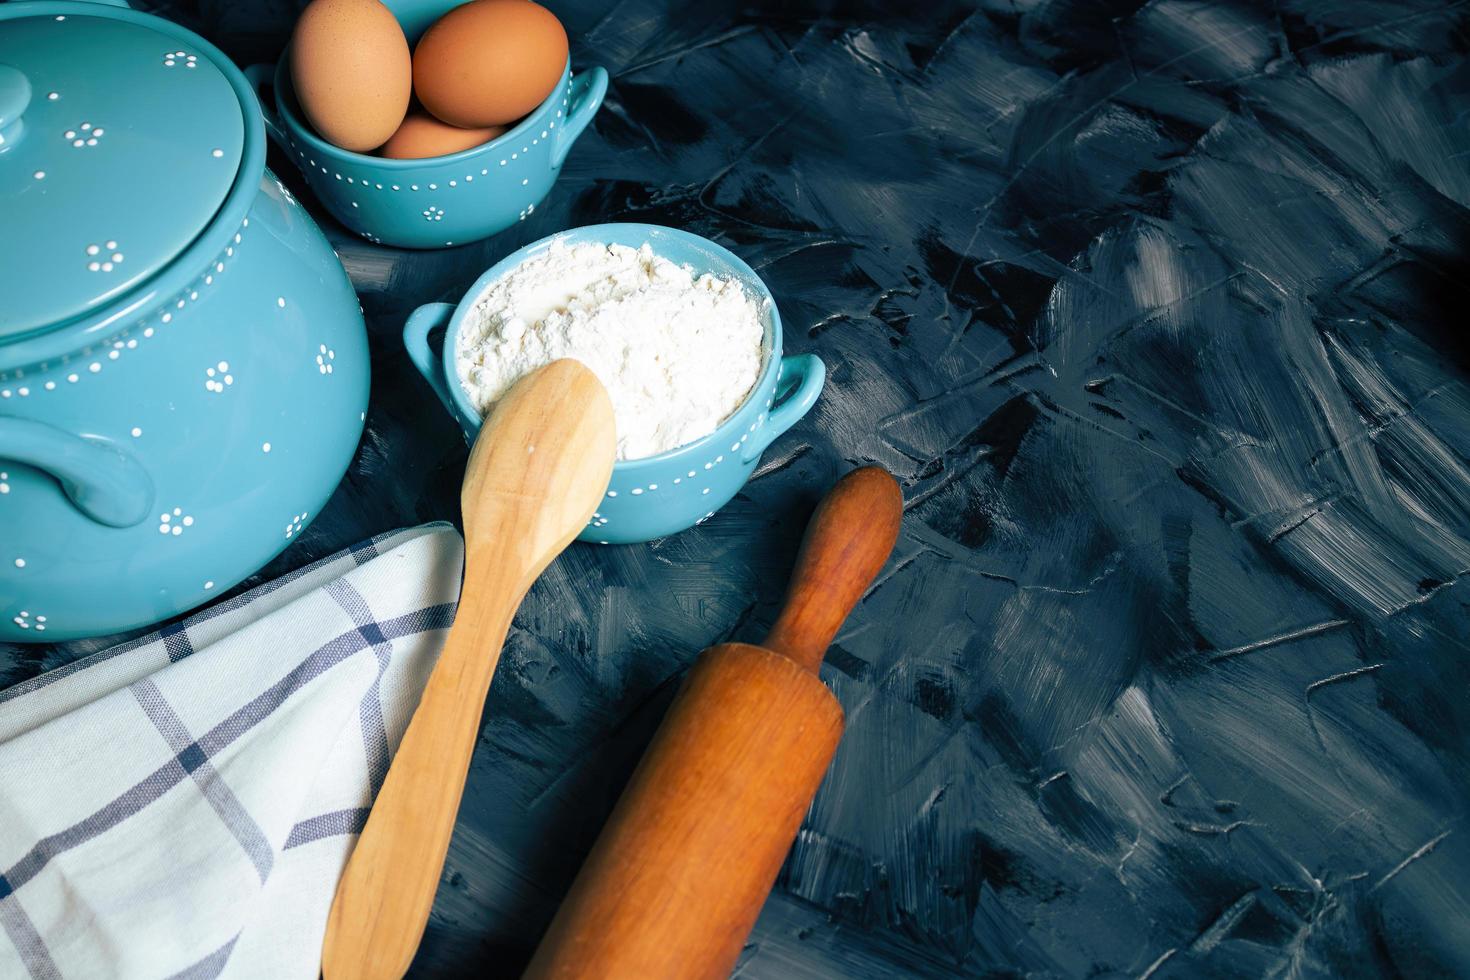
[0, 63, 29, 151]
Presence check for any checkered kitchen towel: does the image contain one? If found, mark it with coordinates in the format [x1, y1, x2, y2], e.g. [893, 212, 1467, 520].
[0, 523, 464, 979]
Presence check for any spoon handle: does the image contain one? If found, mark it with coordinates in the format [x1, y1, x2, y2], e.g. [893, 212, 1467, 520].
[321, 579, 518, 980]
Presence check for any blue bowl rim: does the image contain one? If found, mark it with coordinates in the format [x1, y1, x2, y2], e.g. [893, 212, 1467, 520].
[271, 54, 575, 170]
[441, 222, 785, 473]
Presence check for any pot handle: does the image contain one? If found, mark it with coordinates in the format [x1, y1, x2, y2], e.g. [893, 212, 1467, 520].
[552, 66, 608, 169]
[243, 63, 289, 148]
[743, 354, 825, 463]
[0, 417, 154, 527]
[404, 303, 476, 434]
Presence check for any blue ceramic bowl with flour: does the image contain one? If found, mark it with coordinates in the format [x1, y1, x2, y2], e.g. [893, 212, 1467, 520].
[246, 0, 606, 249]
[405, 224, 825, 543]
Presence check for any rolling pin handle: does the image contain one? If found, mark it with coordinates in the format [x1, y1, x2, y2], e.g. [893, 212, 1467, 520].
[762, 466, 903, 673]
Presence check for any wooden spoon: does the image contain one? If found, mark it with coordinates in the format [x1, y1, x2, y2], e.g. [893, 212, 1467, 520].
[322, 359, 616, 980]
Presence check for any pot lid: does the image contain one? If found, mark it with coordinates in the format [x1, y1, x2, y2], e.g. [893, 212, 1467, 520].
[0, 9, 245, 340]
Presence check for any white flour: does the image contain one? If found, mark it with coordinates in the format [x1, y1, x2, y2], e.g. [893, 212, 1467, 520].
[455, 241, 766, 460]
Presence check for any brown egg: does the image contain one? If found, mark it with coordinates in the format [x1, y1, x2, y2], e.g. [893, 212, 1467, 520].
[290, 0, 411, 152]
[379, 109, 508, 159]
[413, 0, 568, 129]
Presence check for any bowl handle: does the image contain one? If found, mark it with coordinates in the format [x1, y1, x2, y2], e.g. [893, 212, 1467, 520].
[404, 302, 476, 433]
[243, 63, 289, 148]
[552, 66, 608, 169]
[0, 417, 154, 527]
[744, 354, 825, 463]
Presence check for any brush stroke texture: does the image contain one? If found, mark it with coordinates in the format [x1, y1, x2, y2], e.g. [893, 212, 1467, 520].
[4, 0, 1470, 976]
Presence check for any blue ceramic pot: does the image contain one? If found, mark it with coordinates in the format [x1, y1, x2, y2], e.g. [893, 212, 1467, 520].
[246, 0, 607, 249]
[404, 223, 825, 543]
[0, 2, 368, 641]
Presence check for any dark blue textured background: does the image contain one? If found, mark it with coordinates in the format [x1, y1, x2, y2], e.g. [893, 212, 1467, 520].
[5, 0, 1470, 976]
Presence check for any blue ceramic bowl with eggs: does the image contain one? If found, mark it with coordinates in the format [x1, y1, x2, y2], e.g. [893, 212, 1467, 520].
[404, 223, 826, 543]
[244, 0, 606, 249]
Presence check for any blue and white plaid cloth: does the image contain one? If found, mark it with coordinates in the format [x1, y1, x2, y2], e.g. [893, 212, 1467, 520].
[0, 523, 463, 979]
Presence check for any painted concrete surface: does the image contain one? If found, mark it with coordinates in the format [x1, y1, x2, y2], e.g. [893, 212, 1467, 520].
[4, 1, 1469, 975]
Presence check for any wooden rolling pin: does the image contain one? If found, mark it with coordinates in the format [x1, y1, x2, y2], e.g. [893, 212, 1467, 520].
[524, 466, 904, 980]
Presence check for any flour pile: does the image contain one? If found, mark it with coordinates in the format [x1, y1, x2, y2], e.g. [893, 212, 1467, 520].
[455, 241, 766, 460]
